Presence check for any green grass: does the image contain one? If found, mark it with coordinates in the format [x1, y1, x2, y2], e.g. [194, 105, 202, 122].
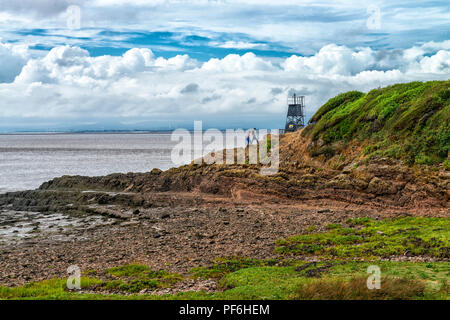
[1, 261, 448, 300]
[275, 217, 450, 258]
[102, 264, 183, 293]
[189, 257, 278, 279]
[197, 261, 449, 300]
[1, 217, 449, 300]
[304, 80, 450, 165]
[107, 264, 152, 277]
[0, 278, 111, 300]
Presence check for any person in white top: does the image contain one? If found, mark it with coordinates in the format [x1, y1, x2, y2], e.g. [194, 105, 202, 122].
[251, 128, 258, 145]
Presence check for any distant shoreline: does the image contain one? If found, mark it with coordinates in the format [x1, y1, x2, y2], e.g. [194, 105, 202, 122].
[0, 130, 175, 135]
[0, 129, 281, 135]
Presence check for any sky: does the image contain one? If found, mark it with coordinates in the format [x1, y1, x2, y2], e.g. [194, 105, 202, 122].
[0, 0, 449, 131]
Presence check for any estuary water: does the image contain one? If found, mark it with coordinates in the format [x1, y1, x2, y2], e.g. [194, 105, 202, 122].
[0, 132, 247, 193]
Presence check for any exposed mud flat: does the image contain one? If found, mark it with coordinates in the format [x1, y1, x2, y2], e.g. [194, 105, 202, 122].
[0, 209, 115, 245]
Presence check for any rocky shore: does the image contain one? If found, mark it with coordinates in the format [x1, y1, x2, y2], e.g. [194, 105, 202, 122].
[0, 148, 448, 287]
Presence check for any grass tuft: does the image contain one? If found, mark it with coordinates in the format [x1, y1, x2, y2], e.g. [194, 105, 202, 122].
[292, 276, 426, 300]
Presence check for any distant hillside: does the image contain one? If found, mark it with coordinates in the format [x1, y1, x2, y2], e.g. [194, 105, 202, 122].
[302, 80, 449, 166]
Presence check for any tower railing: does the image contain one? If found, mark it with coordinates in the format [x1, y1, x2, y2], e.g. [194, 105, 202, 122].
[287, 95, 305, 106]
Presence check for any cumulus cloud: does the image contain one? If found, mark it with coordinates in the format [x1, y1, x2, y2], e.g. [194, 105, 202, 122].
[154, 54, 199, 71]
[201, 52, 275, 72]
[0, 42, 28, 82]
[15, 46, 191, 85]
[414, 50, 450, 74]
[211, 41, 268, 50]
[283, 43, 450, 77]
[0, 41, 449, 129]
[283, 44, 377, 76]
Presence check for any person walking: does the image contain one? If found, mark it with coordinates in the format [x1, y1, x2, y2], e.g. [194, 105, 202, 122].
[246, 130, 251, 146]
[251, 128, 258, 145]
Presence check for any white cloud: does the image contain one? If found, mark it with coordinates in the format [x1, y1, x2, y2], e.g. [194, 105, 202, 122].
[201, 52, 275, 72]
[0, 42, 29, 82]
[154, 54, 199, 71]
[211, 41, 268, 50]
[413, 50, 450, 74]
[283, 44, 376, 76]
[14, 46, 198, 85]
[1, 41, 449, 129]
[284, 42, 450, 76]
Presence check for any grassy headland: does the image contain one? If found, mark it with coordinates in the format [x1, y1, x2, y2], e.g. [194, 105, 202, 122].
[304, 80, 449, 166]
